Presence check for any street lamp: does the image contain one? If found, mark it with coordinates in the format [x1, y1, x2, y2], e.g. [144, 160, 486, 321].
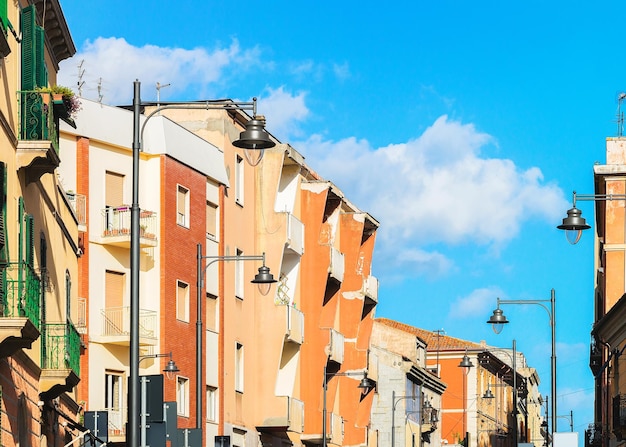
[322, 366, 375, 447]
[557, 191, 626, 244]
[391, 390, 435, 447]
[195, 243, 276, 428]
[486, 289, 557, 442]
[128, 80, 275, 447]
[138, 351, 180, 380]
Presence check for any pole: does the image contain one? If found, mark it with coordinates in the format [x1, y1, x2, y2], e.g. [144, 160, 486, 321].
[550, 288, 557, 441]
[391, 390, 396, 447]
[128, 79, 141, 447]
[323, 365, 327, 447]
[196, 243, 203, 428]
[513, 340, 518, 447]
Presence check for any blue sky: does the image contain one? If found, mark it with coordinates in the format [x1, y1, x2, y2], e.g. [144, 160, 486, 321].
[56, 0, 622, 438]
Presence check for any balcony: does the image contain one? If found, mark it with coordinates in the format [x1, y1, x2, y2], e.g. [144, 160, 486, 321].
[329, 412, 343, 445]
[76, 297, 87, 334]
[326, 328, 344, 365]
[362, 274, 379, 305]
[614, 395, 626, 439]
[328, 247, 344, 284]
[66, 192, 87, 231]
[39, 322, 81, 400]
[282, 305, 304, 345]
[0, 262, 41, 357]
[258, 397, 304, 433]
[100, 207, 157, 248]
[96, 306, 157, 346]
[585, 423, 604, 447]
[16, 91, 62, 183]
[280, 212, 304, 256]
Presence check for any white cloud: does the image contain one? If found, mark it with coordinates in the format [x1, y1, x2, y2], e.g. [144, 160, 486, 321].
[294, 115, 569, 270]
[449, 286, 505, 319]
[58, 37, 262, 105]
[260, 86, 309, 141]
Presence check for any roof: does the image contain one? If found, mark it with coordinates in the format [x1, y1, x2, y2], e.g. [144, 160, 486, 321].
[375, 318, 484, 351]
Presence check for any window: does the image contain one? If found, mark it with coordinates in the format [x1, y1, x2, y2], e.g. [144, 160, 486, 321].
[105, 270, 124, 308]
[235, 249, 244, 299]
[177, 185, 189, 227]
[207, 386, 217, 422]
[105, 171, 124, 231]
[235, 155, 244, 205]
[105, 371, 125, 431]
[206, 201, 218, 240]
[177, 281, 189, 322]
[65, 270, 71, 324]
[177, 376, 189, 416]
[20, 5, 47, 90]
[206, 293, 218, 332]
[235, 343, 244, 392]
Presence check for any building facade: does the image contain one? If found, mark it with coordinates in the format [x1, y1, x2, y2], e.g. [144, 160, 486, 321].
[0, 1, 83, 447]
[587, 137, 626, 447]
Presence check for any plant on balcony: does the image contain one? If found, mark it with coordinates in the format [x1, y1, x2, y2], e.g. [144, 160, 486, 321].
[36, 85, 82, 118]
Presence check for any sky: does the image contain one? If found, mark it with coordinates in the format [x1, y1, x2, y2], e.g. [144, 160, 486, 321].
[55, 0, 623, 439]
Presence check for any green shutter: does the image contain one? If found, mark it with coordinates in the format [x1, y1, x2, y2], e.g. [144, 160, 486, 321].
[0, 162, 5, 258]
[20, 5, 35, 90]
[0, 0, 7, 34]
[34, 24, 46, 87]
[25, 214, 33, 266]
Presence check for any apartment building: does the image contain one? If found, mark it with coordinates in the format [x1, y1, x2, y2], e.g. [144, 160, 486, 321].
[0, 1, 83, 446]
[58, 98, 231, 445]
[369, 319, 447, 447]
[586, 137, 626, 447]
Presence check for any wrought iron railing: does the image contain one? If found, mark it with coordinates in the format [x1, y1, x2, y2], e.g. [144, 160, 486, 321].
[41, 322, 80, 375]
[1, 262, 41, 330]
[66, 192, 87, 226]
[100, 306, 156, 339]
[17, 90, 58, 152]
[585, 423, 604, 447]
[101, 207, 157, 240]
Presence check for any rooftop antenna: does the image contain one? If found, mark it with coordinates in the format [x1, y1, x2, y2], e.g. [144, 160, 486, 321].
[617, 92, 626, 137]
[156, 82, 171, 113]
[97, 78, 104, 105]
[433, 329, 446, 377]
[77, 60, 85, 97]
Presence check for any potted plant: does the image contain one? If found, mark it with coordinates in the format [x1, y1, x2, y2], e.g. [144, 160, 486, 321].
[36, 85, 81, 118]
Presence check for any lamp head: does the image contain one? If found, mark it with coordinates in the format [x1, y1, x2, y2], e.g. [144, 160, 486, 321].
[557, 206, 590, 245]
[163, 357, 180, 380]
[251, 264, 277, 296]
[358, 375, 376, 394]
[458, 352, 474, 372]
[487, 307, 509, 334]
[483, 387, 495, 399]
[233, 117, 276, 166]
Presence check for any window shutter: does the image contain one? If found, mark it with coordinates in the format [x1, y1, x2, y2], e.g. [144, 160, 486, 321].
[25, 214, 34, 266]
[20, 5, 35, 90]
[34, 25, 47, 87]
[0, 162, 5, 253]
[105, 171, 124, 207]
[105, 271, 124, 308]
[0, 0, 7, 33]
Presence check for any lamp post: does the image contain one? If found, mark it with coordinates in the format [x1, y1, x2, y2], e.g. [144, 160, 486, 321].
[391, 390, 417, 447]
[458, 350, 474, 447]
[556, 411, 574, 432]
[322, 366, 375, 447]
[195, 243, 276, 428]
[128, 80, 275, 447]
[487, 289, 557, 443]
[138, 351, 180, 380]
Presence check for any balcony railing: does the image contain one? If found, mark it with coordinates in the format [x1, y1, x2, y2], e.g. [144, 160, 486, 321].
[18, 90, 58, 150]
[101, 207, 157, 247]
[328, 247, 344, 283]
[100, 306, 157, 340]
[66, 192, 87, 227]
[42, 322, 80, 376]
[285, 305, 304, 344]
[362, 274, 379, 304]
[585, 424, 604, 447]
[282, 212, 304, 256]
[1, 262, 41, 330]
[326, 328, 344, 364]
[76, 297, 87, 334]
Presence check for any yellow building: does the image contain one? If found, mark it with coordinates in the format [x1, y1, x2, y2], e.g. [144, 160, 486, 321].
[0, 1, 82, 447]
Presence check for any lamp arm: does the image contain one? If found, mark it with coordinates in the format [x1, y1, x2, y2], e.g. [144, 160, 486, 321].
[139, 99, 257, 143]
[498, 299, 553, 326]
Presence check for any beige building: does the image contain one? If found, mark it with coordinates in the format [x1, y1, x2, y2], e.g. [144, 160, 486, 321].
[0, 1, 85, 447]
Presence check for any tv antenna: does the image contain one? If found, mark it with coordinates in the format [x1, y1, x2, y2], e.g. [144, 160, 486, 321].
[617, 92, 626, 137]
[156, 82, 171, 109]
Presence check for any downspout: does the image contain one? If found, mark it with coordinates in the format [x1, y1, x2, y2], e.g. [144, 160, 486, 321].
[218, 183, 226, 435]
